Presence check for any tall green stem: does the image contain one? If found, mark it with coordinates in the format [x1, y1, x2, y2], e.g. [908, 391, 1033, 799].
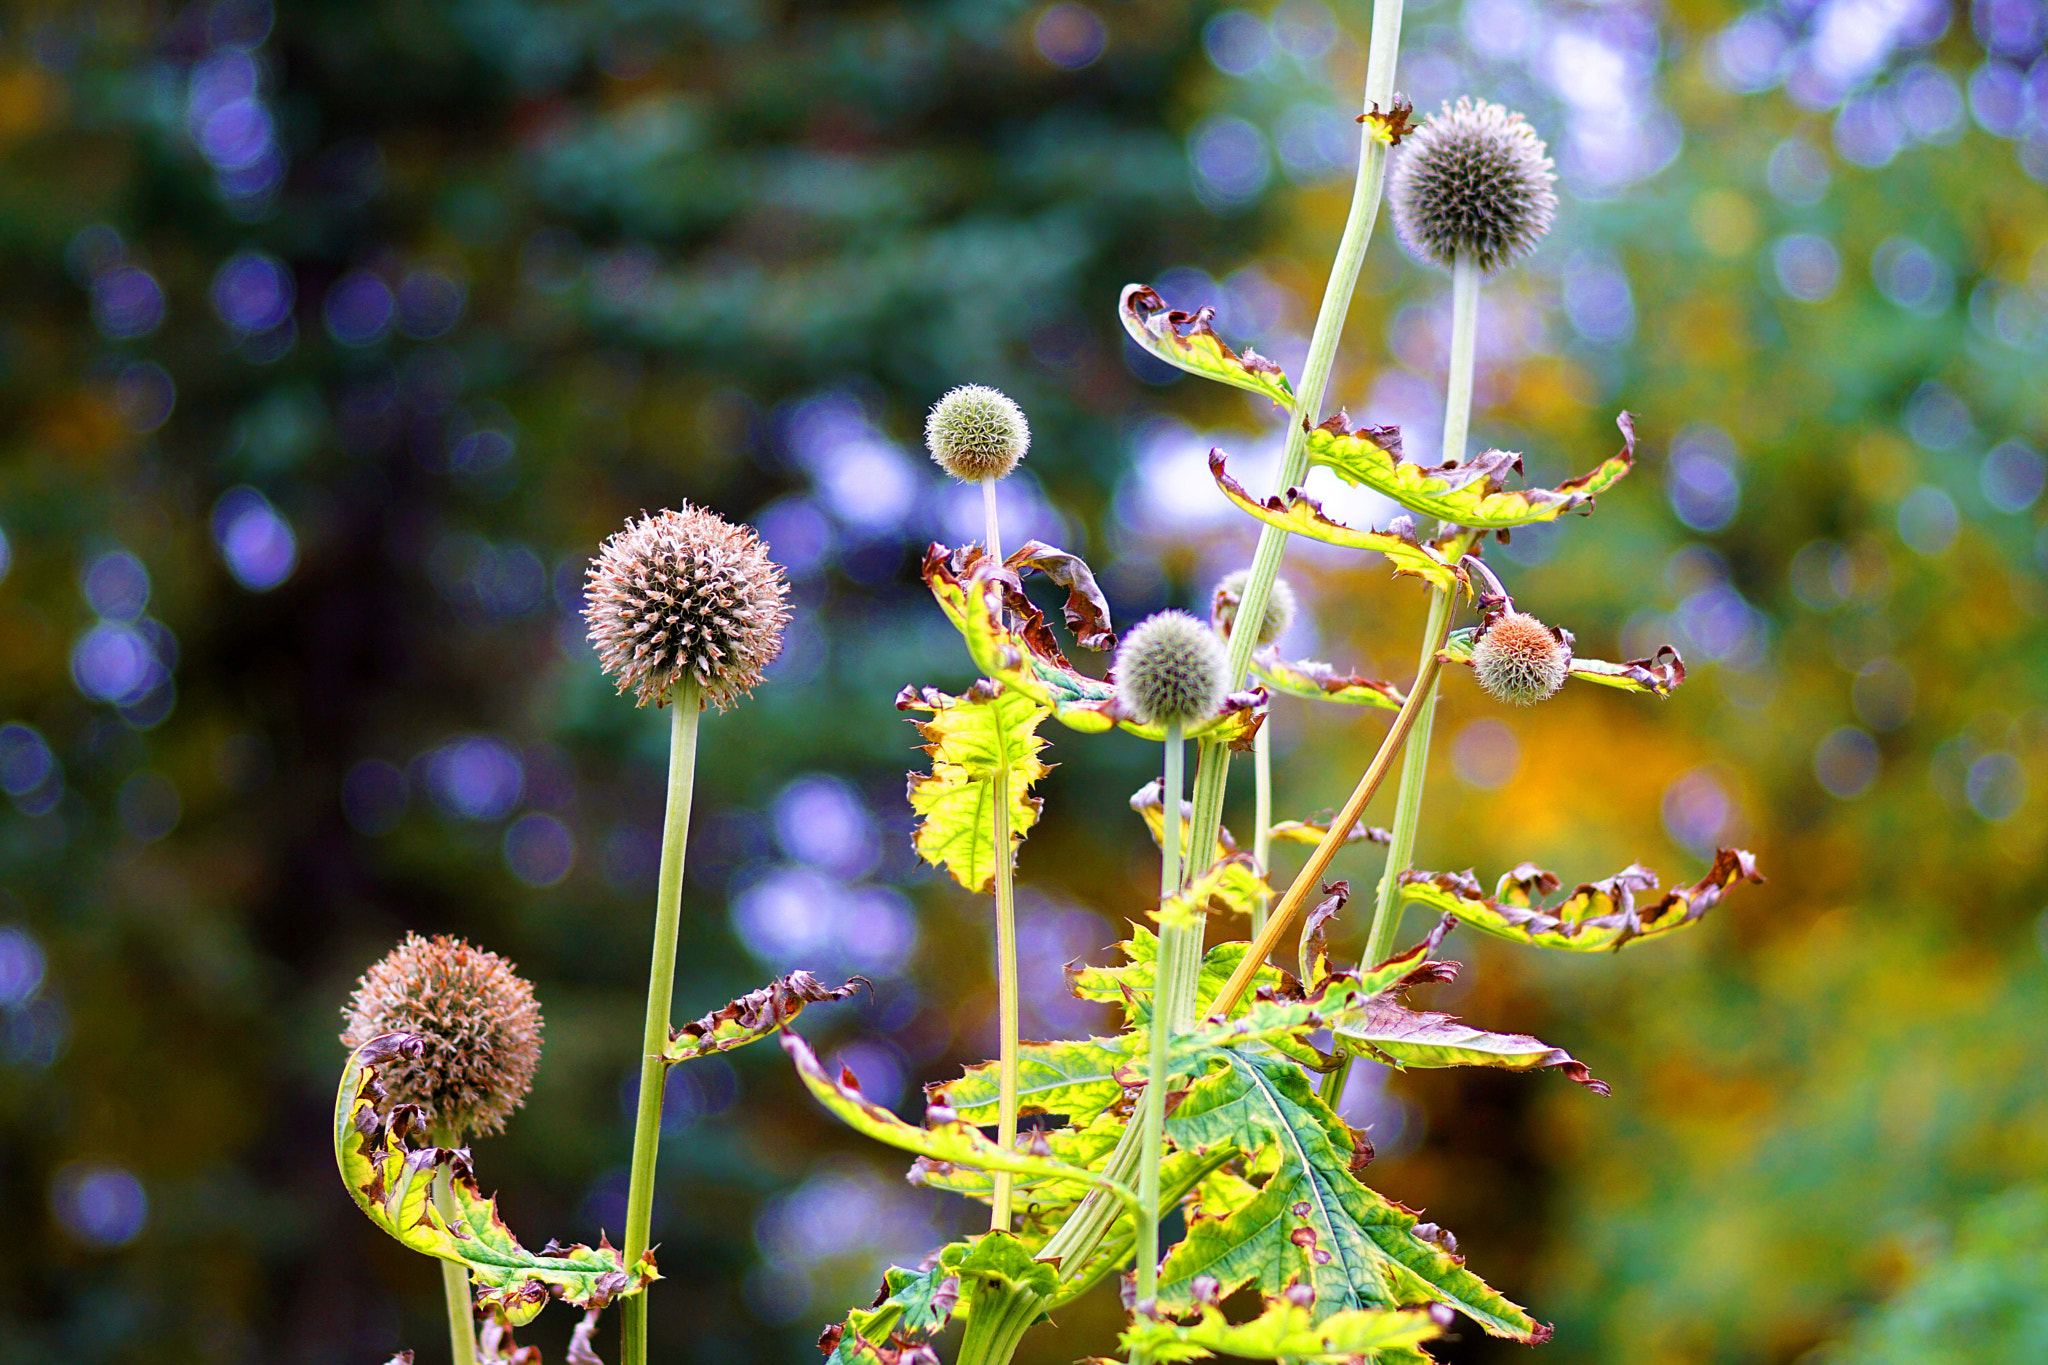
[620, 680, 702, 1365]
[982, 477, 1022, 1232]
[1020, 8, 1412, 1356]
[1364, 254, 1479, 969]
[1134, 722, 1185, 1357]
[430, 1125, 477, 1365]
[1251, 718, 1274, 940]
[1178, 0, 1407, 1022]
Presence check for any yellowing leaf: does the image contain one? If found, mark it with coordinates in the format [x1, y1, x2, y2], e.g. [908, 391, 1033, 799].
[1209, 454, 1468, 592]
[1401, 847, 1764, 952]
[899, 681, 1049, 894]
[1303, 410, 1638, 529]
[1129, 779, 1270, 918]
[663, 970, 864, 1062]
[1120, 284, 1296, 408]
[1118, 1295, 1442, 1363]
[335, 1035, 654, 1328]
[1252, 650, 1406, 710]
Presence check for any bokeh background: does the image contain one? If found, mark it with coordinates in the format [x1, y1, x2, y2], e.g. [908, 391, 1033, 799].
[2, 0, 2045, 1361]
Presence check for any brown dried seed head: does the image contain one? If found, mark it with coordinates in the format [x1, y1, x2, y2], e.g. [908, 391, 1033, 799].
[340, 934, 543, 1139]
[1472, 610, 1569, 705]
[584, 505, 791, 710]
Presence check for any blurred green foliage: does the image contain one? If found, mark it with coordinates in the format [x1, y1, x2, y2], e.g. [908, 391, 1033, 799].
[0, 1, 2043, 1363]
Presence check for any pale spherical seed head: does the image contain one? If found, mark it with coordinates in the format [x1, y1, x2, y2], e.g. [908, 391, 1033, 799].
[1390, 98, 1558, 275]
[584, 505, 790, 711]
[1472, 611, 1569, 705]
[1115, 610, 1229, 727]
[925, 384, 1030, 483]
[1211, 569, 1298, 647]
[340, 934, 543, 1139]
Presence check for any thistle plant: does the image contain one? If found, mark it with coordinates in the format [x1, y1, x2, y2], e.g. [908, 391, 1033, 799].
[330, 11, 1760, 1364]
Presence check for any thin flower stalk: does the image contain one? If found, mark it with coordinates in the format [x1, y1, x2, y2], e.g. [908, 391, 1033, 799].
[431, 1122, 480, 1365]
[1134, 718, 1185, 1351]
[984, 477, 1023, 1233]
[620, 680, 702, 1365]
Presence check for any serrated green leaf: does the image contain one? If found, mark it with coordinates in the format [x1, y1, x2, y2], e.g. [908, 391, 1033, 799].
[335, 1035, 653, 1327]
[921, 544, 1263, 746]
[1157, 1046, 1546, 1341]
[1302, 410, 1637, 530]
[820, 1259, 961, 1365]
[1252, 650, 1406, 710]
[1120, 284, 1295, 407]
[1401, 847, 1763, 952]
[782, 1032, 1141, 1212]
[663, 971, 864, 1062]
[1438, 627, 1687, 697]
[898, 681, 1049, 894]
[1068, 928, 1294, 1030]
[927, 1035, 1134, 1129]
[1118, 1296, 1442, 1363]
[1209, 454, 1468, 592]
[1130, 780, 1270, 918]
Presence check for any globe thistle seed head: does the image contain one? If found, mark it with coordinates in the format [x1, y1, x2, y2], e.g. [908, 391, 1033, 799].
[1471, 610, 1568, 706]
[1211, 569, 1298, 647]
[925, 384, 1030, 483]
[1115, 610, 1229, 727]
[1390, 98, 1557, 275]
[585, 505, 790, 711]
[340, 934, 543, 1139]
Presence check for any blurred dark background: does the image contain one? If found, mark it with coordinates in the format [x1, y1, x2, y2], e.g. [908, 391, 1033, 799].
[1, 0, 2044, 1361]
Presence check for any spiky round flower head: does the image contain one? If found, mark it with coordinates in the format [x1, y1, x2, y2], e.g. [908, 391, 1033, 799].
[1115, 610, 1229, 728]
[340, 934, 543, 1139]
[924, 384, 1030, 483]
[1211, 569, 1298, 647]
[1471, 610, 1569, 706]
[1389, 98, 1558, 275]
[584, 505, 790, 711]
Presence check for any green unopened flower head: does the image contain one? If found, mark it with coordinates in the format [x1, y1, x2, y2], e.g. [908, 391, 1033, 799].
[1115, 610, 1228, 727]
[1211, 569, 1298, 647]
[1390, 98, 1557, 275]
[924, 384, 1030, 483]
[340, 934, 544, 1139]
[1472, 610, 1568, 706]
[585, 505, 790, 711]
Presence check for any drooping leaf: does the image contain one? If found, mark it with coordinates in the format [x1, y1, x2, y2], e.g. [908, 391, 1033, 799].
[1269, 815, 1392, 848]
[1252, 650, 1406, 711]
[663, 971, 865, 1063]
[1156, 1043, 1546, 1341]
[1118, 1295, 1442, 1363]
[1130, 780, 1269, 918]
[926, 1035, 1134, 1130]
[1439, 627, 1687, 697]
[1302, 410, 1637, 530]
[782, 1033, 1141, 1212]
[1119, 284, 1296, 408]
[1331, 992, 1609, 1093]
[1003, 540, 1117, 652]
[1209, 454, 1468, 592]
[335, 1035, 654, 1327]
[1067, 927, 1295, 1030]
[922, 545, 1264, 746]
[1400, 848, 1764, 953]
[1350, 917, 1459, 996]
[898, 681, 1049, 894]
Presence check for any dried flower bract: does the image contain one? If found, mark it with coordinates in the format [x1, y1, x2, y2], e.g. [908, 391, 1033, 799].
[1472, 610, 1569, 706]
[1390, 98, 1557, 275]
[585, 505, 790, 710]
[340, 933, 543, 1139]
